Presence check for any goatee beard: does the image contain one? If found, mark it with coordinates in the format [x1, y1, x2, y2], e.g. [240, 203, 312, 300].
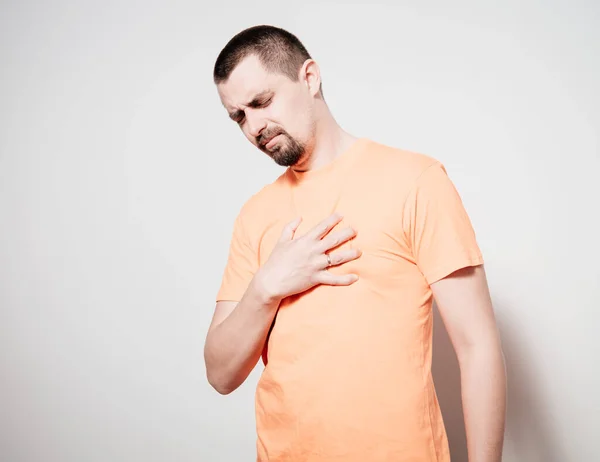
[267, 134, 305, 167]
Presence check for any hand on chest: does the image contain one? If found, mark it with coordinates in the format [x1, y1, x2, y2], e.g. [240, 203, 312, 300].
[258, 202, 407, 278]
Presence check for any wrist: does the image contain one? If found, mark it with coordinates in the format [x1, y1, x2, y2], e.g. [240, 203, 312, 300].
[251, 269, 283, 306]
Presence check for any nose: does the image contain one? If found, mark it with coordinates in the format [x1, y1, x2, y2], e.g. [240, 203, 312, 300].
[246, 111, 267, 138]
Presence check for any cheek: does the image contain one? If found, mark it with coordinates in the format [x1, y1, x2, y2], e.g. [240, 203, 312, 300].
[241, 126, 254, 143]
[276, 91, 311, 129]
[289, 103, 314, 138]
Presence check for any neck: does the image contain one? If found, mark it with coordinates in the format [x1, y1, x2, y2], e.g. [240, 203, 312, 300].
[290, 105, 359, 176]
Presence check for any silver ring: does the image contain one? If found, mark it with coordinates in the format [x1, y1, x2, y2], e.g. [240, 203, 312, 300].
[326, 253, 332, 267]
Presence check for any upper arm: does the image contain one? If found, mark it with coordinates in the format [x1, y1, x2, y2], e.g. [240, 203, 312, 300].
[402, 161, 484, 286]
[215, 209, 259, 304]
[401, 161, 497, 354]
[209, 206, 257, 334]
[431, 264, 501, 356]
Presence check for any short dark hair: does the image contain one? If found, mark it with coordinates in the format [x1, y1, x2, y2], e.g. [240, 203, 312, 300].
[213, 25, 322, 95]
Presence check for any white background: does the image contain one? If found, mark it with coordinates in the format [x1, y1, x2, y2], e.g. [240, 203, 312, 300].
[1, 1, 598, 461]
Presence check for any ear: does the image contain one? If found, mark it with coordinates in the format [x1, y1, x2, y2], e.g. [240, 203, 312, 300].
[299, 59, 322, 97]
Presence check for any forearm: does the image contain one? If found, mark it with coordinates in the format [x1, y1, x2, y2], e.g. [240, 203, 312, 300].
[458, 342, 507, 462]
[205, 274, 281, 394]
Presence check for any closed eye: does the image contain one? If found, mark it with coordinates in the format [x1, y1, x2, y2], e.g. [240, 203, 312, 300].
[252, 97, 272, 109]
[228, 89, 274, 124]
[233, 98, 272, 125]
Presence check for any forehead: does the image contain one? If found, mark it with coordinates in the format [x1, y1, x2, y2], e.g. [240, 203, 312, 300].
[217, 54, 286, 109]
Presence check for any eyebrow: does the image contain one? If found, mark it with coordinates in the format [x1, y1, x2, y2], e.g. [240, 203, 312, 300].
[228, 90, 273, 121]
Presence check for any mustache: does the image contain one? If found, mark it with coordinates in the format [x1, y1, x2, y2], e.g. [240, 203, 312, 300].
[258, 130, 285, 146]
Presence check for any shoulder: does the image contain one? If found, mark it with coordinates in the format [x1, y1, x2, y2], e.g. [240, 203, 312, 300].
[363, 139, 440, 173]
[357, 138, 446, 192]
[236, 170, 289, 224]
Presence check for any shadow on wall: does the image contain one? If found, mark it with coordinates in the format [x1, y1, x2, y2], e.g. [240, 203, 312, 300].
[432, 297, 564, 462]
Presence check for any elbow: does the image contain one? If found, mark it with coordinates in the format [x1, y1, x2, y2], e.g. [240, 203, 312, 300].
[205, 364, 238, 395]
[208, 375, 236, 395]
[456, 337, 505, 365]
[204, 335, 244, 395]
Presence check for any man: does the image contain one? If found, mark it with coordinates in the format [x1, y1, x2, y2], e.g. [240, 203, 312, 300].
[204, 24, 506, 462]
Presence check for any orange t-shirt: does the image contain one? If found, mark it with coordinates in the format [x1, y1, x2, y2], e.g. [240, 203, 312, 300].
[216, 138, 484, 461]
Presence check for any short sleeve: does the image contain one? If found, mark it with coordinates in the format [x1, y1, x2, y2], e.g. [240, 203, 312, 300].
[402, 161, 484, 285]
[215, 210, 258, 302]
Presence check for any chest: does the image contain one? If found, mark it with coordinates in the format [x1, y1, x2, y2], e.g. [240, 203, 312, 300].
[256, 183, 412, 273]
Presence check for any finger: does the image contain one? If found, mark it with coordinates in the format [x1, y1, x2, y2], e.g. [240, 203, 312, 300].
[279, 217, 302, 242]
[326, 248, 362, 267]
[304, 213, 343, 240]
[315, 271, 359, 286]
[318, 226, 357, 252]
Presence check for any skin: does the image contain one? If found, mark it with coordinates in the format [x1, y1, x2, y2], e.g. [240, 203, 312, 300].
[431, 266, 507, 462]
[204, 53, 506, 462]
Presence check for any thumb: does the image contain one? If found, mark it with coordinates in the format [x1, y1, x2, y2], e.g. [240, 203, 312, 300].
[279, 216, 302, 242]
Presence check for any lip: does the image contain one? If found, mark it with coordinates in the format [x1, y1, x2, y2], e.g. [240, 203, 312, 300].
[265, 134, 280, 149]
